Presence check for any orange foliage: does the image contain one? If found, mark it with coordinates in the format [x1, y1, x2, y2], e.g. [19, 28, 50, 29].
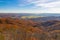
[0, 18, 60, 40]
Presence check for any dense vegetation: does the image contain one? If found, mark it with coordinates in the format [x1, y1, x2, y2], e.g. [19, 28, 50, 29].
[0, 18, 60, 40]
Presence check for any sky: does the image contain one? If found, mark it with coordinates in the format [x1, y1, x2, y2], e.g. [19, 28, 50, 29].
[0, 0, 60, 13]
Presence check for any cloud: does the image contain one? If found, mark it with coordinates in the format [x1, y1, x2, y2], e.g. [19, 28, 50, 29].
[15, 0, 60, 13]
[45, 8, 60, 13]
[18, 0, 60, 6]
[35, 1, 60, 13]
[35, 1, 60, 8]
[0, 0, 60, 13]
[18, 0, 60, 8]
[18, 0, 48, 6]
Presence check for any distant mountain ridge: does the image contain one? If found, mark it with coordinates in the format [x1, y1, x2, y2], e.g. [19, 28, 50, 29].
[0, 13, 60, 17]
[29, 16, 60, 22]
[0, 13, 60, 22]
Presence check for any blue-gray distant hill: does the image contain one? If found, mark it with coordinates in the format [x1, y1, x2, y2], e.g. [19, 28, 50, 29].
[0, 13, 60, 22]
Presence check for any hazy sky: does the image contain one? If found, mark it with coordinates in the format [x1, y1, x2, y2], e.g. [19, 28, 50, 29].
[0, 0, 60, 13]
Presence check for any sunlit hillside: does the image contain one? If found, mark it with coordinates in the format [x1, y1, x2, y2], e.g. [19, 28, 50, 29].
[0, 17, 60, 40]
[21, 16, 44, 19]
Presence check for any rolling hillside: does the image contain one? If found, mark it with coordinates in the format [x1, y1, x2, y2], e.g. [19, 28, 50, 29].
[0, 17, 60, 40]
[0, 13, 60, 40]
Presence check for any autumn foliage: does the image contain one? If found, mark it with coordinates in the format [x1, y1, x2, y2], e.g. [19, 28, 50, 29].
[0, 18, 60, 40]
